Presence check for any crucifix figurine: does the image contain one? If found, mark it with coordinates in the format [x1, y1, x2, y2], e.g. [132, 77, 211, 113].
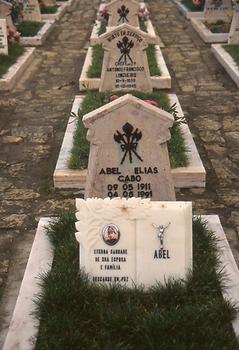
[153, 222, 171, 249]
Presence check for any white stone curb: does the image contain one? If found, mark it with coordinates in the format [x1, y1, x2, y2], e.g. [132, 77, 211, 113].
[190, 18, 228, 43]
[202, 215, 239, 338]
[41, 1, 68, 21]
[53, 93, 205, 189]
[79, 44, 171, 91]
[0, 48, 35, 91]
[172, 0, 203, 19]
[20, 20, 55, 46]
[2, 215, 239, 349]
[2, 218, 54, 350]
[211, 44, 239, 87]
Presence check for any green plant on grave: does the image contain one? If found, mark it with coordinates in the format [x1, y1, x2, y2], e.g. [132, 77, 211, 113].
[17, 21, 44, 37]
[0, 43, 25, 78]
[223, 45, 239, 67]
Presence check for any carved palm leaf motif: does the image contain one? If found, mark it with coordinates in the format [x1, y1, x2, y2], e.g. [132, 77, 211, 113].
[117, 5, 129, 23]
[114, 122, 143, 164]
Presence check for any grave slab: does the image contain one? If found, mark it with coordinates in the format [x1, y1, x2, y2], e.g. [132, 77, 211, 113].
[107, 0, 140, 27]
[2, 214, 239, 349]
[0, 0, 15, 30]
[75, 199, 192, 287]
[228, 4, 239, 44]
[172, 0, 204, 19]
[0, 47, 35, 91]
[204, 0, 232, 23]
[22, 0, 42, 22]
[190, 18, 229, 43]
[53, 94, 206, 189]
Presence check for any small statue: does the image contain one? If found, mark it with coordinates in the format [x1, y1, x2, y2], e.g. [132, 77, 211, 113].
[153, 222, 171, 249]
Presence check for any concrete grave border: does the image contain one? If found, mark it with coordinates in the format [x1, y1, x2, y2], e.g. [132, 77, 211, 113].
[190, 18, 229, 43]
[2, 215, 239, 350]
[0, 48, 35, 91]
[41, 1, 68, 21]
[53, 94, 205, 189]
[79, 44, 171, 91]
[172, 0, 204, 19]
[20, 20, 55, 46]
[211, 44, 239, 87]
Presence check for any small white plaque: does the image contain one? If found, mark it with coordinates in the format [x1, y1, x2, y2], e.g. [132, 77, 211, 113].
[75, 198, 192, 288]
[0, 18, 8, 55]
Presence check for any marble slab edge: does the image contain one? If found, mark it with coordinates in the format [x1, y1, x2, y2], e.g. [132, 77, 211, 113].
[0, 48, 35, 91]
[190, 18, 228, 43]
[53, 94, 205, 189]
[41, 1, 68, 21]
[2, 215, 239, 349]
[79, 45, 171, 91]
[20, 20, 55, 46]
[211, 44, 239, 88]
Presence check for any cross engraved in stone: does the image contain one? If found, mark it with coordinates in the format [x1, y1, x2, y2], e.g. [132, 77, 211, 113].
[153, 222, 171, 250]
[114, 122, 143, 164]
[116, 36, 134, 64]
[117, 5, 129, 23]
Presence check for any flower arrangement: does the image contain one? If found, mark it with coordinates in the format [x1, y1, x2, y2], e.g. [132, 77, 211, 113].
[99, 6, 109, 22]
[38, 0, 47, 9]
[138, 6, 149, 21]
[7, 28, 21, 44]
[192, 0, 201, 7]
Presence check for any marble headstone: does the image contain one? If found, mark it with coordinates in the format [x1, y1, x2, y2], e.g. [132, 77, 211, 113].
[0, 18, 8, 55]
[75, 198, 193, 288]
[204, 0, 233, 22]
[22, 0, 41, 22]
[93, 23, 158, 92]
[0, 0, 15, 30]
[83, 94, 176, 201]
[228, 1, 239, 43]
[107, 0, 140, 27]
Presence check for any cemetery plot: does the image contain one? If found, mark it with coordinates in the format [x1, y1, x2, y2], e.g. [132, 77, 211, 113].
[190, 0, 233, 43]
[172, 0, 204, 19]
[211, 43, 239, 86]
[80, 24, 171, 91]
[19, 20, 55, 46]
[3, 213, 239, 349]
[0, 19, 35, 90]
[53, 93, 205, 190]
[41, 1, 69, 21]
[211, 4, 239, 87]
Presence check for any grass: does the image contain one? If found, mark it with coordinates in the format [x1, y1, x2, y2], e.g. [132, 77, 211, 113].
[224, 45, 239, 67]
[87, 44, 160, 78]
[181, 0, 205, 11]
[17, 21, 44, 37]
[68, 91, 188, 169]
[0, 43, 25, 78]
[98, 20, 107, 36]
[87, 45, 104, 78]
[40, 5, 58, 14]
[205, 20, 230, 34]
[34, 213, 239, 350]
[139, 19, 147, 33]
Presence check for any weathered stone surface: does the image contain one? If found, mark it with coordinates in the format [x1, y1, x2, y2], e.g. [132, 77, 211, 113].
[204, 0, 233, 23]
[0, 136, 24, 144]
[0, 19, 8, 56]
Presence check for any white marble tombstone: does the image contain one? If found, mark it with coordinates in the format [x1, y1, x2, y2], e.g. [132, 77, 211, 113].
[22, 0, 41, 22]
[83, 94, 176, 201]
[75, 198, 193, 288]
[228, 0, 239, 43]
[0, 0, 15, 30]
[92, 23, 158, 92]
[204, 0, 233, 22]
[0, 18, 8, 55]
[107, 0, 140, 28]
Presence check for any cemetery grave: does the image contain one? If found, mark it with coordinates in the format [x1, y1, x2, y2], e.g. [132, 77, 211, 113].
[1, 0, 239, 348]
[190, 0, 233, 43]
[0, 17, 35, 90]
[212, 1, 239, 86]
[173, 0, 205, 19]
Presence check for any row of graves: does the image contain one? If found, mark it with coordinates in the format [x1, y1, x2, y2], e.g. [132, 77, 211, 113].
[0, 0, 72, 90]
[175, 0, 239, 87]
[2, 0, 239, 348]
